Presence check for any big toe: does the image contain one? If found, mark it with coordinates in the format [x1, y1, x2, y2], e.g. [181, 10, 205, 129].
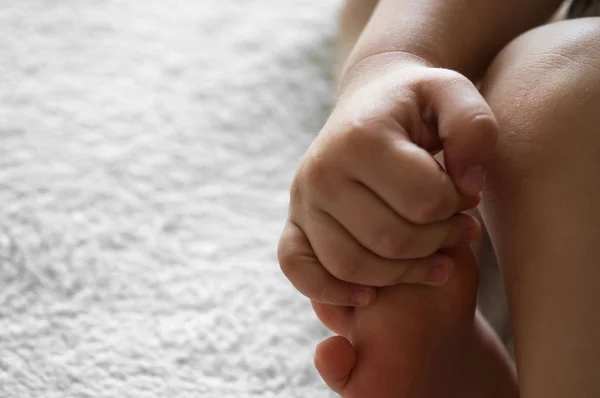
[315, 336, 357, 394]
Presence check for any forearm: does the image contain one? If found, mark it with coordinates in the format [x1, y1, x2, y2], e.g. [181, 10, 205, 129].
[341, 0, 563, 85]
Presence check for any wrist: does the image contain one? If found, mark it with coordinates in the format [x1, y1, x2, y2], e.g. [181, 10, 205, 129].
[337, 50, 438, 98]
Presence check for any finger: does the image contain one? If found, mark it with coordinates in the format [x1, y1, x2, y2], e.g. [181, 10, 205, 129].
[344, 129, 464, 224]
[459, 192, 482, 212]
[300, 210, 454, 287]
[320, 180, 481, 259]
[311, 300, 353, 338]
[314, 336, 356, 395]
[278, 220, 377, 307]
[434, 152, 482, 212]
[421, 71, 499, 196]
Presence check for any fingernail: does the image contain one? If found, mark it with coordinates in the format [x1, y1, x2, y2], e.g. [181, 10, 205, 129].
[460, 165, 486, 195]
[425, 259, 451, 285]
[351, 288, 371, 307]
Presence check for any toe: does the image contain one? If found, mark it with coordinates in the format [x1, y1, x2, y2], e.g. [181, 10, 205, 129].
[311, 300, 353, 337]
[314, 336, 357, 394]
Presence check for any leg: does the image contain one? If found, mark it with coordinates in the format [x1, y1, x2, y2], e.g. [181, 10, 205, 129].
[480, 17, 600, 397]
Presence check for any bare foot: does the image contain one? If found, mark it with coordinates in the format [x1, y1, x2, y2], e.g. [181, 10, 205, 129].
[312, 244, 518, 398]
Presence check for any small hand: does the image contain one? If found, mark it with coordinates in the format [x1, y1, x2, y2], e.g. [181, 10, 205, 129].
[278, 64, 498, 307]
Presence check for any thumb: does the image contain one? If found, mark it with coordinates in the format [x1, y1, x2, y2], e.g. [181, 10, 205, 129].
[421, 71, 499, 196]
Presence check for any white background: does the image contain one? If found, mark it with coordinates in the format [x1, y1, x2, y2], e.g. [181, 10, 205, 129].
[0, 1, 341, 396]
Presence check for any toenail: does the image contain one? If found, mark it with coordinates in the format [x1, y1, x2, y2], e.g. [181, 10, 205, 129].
[351, 288, 371, 307]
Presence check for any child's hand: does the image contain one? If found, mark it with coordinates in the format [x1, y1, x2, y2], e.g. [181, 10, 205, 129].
[278, 64, 498, 307]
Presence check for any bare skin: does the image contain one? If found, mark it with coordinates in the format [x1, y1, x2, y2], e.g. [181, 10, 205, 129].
[278, 0, 549, 311]
[310, 4, 517, 397]
[278, 0, 600, 396]
[311, 10, 600, 398]
[279, 0, 565, 313]
[278, 61, 495, 304]
[480, 18, 600, 397]
[313, 245, 517, 398]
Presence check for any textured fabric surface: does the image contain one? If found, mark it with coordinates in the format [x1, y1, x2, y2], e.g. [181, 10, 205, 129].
[0, 1, 340, 397]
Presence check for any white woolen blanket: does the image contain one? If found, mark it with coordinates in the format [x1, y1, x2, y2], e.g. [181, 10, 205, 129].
[0, 1, 340, 396]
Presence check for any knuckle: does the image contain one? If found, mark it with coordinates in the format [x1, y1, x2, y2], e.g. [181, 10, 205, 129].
[277, 240, 297, 279]
[326, 255, 359, 283]
[277, 224, 305, 280]
[434, 69, 471, 91]
[289, 175, 303, 205]
[302, 152, 329, 187]
[410, 194, 448, 224]
[337, 116, 389, 151]
[371, 228, 409, 259]
[393, 262, 413, 284]
[300, 151, 338, 200]
[344, 116, 380, 138]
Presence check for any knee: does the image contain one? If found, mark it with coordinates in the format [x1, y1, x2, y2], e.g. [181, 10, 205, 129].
[481, 18, 600, 172]
[483, 18, 600, 101]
